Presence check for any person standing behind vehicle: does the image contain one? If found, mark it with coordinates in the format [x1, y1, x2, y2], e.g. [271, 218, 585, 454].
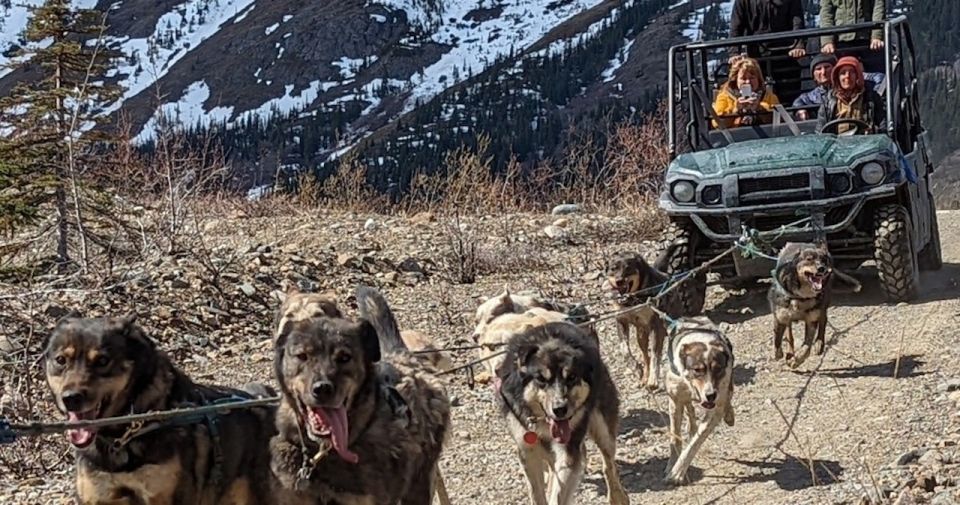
[730, 0, 806, 104]
[816, 56, 885, 134]
[819, 0, 887, 72]
[713, 56, 781, 128]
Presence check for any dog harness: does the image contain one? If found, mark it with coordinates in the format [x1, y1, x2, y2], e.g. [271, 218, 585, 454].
[104, 393, 252, 492]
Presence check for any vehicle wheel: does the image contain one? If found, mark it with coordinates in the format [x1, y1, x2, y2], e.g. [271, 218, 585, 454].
[918, 198, 942, 271]
[653, 220, 707, 317]
[873, 204, 920, 302]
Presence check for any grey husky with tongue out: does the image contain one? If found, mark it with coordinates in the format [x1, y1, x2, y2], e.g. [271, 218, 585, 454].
[495, 321, 628, 505]
[270, 285, 451, 505]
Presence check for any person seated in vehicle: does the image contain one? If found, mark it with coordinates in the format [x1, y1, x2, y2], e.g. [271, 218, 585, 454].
[819, 0, 887, 73]
[793, 53, 885, 120]
[712, 55, 781, 128]
[816, 56, 886, 134]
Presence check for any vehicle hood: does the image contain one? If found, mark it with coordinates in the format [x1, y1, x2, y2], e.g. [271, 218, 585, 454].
[668, 134, 896, 178]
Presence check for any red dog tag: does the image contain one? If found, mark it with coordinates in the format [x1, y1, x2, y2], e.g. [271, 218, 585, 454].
[523, 431, 538, 446]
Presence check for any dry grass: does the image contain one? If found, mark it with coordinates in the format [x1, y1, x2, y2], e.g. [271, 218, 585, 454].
[309, 104, 672, 221]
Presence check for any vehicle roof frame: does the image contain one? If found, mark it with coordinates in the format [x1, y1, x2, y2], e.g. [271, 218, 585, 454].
[667, 15, 913, 159]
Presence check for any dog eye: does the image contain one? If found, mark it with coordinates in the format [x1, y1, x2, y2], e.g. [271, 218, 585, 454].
[54, 355, 67, 366]
[534, 374, 548, 385]
[93, 356, 110, 368]
[294, 353, 308, 362]
[335, 352, 352, 364]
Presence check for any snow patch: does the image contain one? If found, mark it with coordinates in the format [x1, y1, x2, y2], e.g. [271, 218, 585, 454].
[332, 56, 373, 80]
[135, 80, 234, 143]
[265, 22, 279, 35]
[601, 38, 635, 83]
[233, 3, 255, 23]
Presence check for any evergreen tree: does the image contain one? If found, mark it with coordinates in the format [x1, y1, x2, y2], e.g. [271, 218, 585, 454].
[0, 0, 122, 271]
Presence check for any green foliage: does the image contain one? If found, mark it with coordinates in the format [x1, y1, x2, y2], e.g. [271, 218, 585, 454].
[0, 0, 121, 263]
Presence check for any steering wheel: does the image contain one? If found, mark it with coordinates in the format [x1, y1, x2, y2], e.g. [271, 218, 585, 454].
[818, 118, 872, 135]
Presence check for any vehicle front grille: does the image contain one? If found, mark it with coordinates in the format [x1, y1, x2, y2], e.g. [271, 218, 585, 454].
[738, 173, 810, 196]
[737, 172, 811, 205]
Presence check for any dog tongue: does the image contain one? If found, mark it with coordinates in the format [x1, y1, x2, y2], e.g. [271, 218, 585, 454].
[810, 274, 825, 290]
[67, 411, 95, 447]
[549, 419, 572, 444]
[313, 407, 358, 464]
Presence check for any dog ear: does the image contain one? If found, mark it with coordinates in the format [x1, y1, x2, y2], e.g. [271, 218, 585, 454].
[44, 310, 82, 354]
[357, 320, 382, 363]
[516, 344, 539, 371]
[120, 314, 156, 357]
[275, 319, 295, 349]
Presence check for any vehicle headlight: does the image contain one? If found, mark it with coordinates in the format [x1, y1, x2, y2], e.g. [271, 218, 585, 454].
[671, 180, 696, 203]
[860, 162, 886, 185]
[701, 185, 722, 204]
[828, 173, 852, 194]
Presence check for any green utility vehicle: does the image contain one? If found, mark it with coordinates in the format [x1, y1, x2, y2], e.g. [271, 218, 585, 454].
[658, 16, 941, 314]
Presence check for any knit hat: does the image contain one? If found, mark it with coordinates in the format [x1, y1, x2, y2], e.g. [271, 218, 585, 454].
[809, 53, 837, 74]
[832, 56, 865, 101]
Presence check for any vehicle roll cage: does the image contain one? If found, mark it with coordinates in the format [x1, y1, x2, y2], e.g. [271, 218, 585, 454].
[667, 15, 917, 159]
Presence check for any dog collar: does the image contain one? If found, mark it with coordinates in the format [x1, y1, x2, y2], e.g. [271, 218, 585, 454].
[496, 383, 541, 445]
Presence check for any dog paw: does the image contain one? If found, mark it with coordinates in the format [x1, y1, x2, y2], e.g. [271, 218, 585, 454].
[663, 471, 689, 486]
[608, 486, 629, 505]
[774, 349, 784, 361]
[645, 381, 660, 392]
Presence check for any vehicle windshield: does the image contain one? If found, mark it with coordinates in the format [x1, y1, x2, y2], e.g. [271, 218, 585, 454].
[667, 16, 914, 157]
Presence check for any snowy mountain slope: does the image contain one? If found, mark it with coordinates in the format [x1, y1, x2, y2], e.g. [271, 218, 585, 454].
[0, 0, 729, 190]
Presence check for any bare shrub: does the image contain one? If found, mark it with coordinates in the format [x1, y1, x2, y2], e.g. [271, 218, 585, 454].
[441, 211, 480, 284]
[316, 153, 388, 213]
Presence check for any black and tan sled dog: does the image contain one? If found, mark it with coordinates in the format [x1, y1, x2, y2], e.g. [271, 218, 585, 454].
[43, 314, 289, 505]
[768, 241, 861, 368]
[270, 285, 451, 504]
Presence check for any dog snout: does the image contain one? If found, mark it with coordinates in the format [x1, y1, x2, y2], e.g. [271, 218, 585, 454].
[705, 391, 717, 403]
[551, 404, 569, 419]
[311, 380, 335, 402]
[61, 390, 87, 412]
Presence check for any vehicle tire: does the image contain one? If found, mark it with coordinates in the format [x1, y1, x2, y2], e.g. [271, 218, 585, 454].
[653, 220, 707, 317]
[918, 198, 943, 271]
[873, 204, 920, 302]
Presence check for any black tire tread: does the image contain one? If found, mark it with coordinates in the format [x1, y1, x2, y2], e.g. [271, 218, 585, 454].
[654, 221, 707, 317]
[917, 198, 943, 271]
[873, 204, 918, 302]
